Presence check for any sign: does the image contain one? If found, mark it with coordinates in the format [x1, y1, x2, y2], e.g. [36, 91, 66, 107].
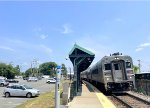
[57, 66, 61, 69]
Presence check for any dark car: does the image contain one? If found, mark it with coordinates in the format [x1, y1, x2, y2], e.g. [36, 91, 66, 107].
[6, 79, 19, 83]
[23, 77, 28, 80]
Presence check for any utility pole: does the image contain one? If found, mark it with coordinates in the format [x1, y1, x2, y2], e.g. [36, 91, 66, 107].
[137, 60, 141, 73]
[31, 62, 32, 75]
[32, 59, 39, 76]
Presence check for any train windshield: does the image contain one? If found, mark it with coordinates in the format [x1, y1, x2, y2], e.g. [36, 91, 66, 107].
[126, 62, 131, 68]
[114, 63, 120, 70]
[104, 64, 111, 70]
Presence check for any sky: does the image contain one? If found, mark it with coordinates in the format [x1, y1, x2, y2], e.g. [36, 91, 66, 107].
[0, 1, 150, 72]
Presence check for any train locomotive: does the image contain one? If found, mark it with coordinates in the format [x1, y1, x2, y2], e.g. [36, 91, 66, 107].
[81, 52, 134, 92]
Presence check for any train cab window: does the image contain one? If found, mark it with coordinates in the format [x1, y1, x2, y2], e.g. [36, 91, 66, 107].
[104, 64, 111, 70]
[126, 62, 131, 68]
[114, 63, 119, 70]
[147, 74, 150, 80]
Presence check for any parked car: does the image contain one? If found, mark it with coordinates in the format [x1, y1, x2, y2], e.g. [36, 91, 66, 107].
[53, 77, 56, 80]
[27, 77, 38, 82]
[4, 84, 40, 98]
[46, 78, 56, 84]
[0, 79, 9, 87]
[0, 76, 7, 80]
[6, 79, 19, 83]
[23, 77, 28, 80]
[37, 76, 42, 80]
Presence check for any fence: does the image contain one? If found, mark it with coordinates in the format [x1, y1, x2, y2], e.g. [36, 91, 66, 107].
[135, 79, 150, 95]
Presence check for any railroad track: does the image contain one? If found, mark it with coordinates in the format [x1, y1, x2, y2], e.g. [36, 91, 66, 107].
[109, 93, 150, 108]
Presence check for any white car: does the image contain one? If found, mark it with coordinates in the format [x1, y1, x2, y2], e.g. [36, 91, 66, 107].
[46, 78, 56, 84]
[27, 77, 38, 82]
[4, 84, 40, 98]
[0, 79, 9, 86]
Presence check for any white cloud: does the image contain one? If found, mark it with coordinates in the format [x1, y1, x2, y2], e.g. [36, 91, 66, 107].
[115, 18, 123, 22]
[135, 47, 143, 52]
[140, 42, 150, 47]
[8, 39, 26, 44]
[0, 46, 15, 52]
[33, 27, 42, 32]
[5, 38, 53, 56]
[33, 27, 48, 40]
[135, 42, 150, 52]
[7, 39, 31, 49]
[40, 45, 52, 55]
[61, 24, 73, 34]
[40, 34, 48, 39]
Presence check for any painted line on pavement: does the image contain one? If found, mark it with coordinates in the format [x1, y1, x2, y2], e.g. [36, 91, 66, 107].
[83, 81, 116, 108]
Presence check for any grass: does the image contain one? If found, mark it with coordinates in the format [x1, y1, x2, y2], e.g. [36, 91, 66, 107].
[16, 82, 65, 108]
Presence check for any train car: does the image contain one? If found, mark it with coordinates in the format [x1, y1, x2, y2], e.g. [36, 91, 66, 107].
[81, 52, 134, 92]
[81, 68, 90, 81]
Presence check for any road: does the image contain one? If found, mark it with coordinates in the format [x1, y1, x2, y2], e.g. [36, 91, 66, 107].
[0, 78, 55, 108]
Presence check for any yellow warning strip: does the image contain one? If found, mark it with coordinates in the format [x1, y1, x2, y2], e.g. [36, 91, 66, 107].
[96, 93, 116, 108]
[83, 81, 116, 108]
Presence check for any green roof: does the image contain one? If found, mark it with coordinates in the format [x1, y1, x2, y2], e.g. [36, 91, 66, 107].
[69, 43, 95, 56]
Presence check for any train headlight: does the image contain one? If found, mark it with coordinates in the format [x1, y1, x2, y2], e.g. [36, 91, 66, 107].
[107, 78, 109, 80]
[115, 57, 119, 60]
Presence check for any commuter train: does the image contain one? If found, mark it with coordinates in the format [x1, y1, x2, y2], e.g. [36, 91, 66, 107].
[81, 52, 135, 92]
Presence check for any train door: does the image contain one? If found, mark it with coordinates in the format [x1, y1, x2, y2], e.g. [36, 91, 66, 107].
[111, 61, 125, 82]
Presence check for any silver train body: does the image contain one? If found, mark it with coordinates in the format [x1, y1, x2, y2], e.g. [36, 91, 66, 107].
[81, 53, 134, 92]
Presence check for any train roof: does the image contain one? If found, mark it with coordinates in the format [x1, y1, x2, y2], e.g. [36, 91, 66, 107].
[101, 53, 132, 60]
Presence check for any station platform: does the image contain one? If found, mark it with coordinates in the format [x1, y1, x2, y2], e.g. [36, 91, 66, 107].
[68, 81, 116, 108]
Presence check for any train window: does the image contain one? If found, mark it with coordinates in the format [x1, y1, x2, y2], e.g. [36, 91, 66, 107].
[126, 62, 131, 68]
[104, 64, 111, 70]
[147, 74, 150, 80]
[114, 63, 119, 70]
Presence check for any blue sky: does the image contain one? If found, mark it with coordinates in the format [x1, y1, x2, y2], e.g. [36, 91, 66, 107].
[0, 1, 150, 72]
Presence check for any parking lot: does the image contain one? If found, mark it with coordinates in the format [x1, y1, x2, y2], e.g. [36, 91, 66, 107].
[0, 78, 55, 108]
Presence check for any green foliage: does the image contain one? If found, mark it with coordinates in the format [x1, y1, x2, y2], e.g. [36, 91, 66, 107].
[61, 64, 67, 77]
[133, 65, 139, 74]
[25, 68, 38, 77]
[0, 63, 21, 79]
[25, 62, 68, 78]
[39, 62, 57, 77]
[25, 68, 32, 77]
[13, 65, 21, 76]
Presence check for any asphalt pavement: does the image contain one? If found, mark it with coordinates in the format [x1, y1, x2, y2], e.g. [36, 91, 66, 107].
[0, 78, 55, 108]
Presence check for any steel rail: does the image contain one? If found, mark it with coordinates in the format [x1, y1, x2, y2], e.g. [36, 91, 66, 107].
[112, 94, 133, 108]
[126, 93, 150, 105]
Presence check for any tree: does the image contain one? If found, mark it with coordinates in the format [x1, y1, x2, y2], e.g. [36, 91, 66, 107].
[39, 62, 57, 77]
[61, 64, 67, 77]
[25, 68, 38, 77]
[133, 65, 139, 74]
[13, 65, 21, 76]
[0, 63, 16, 79]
